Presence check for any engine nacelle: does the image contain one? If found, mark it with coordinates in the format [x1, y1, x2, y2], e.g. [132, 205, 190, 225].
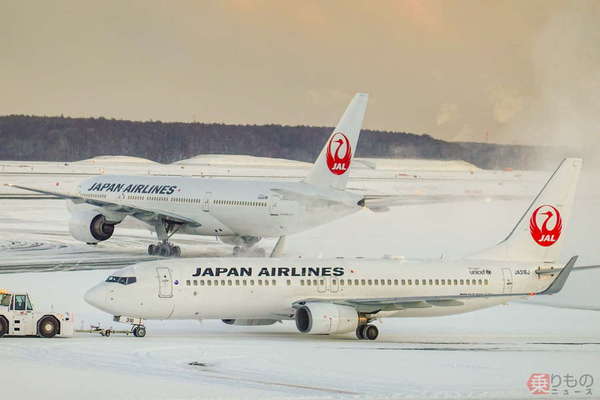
[69, 208, 118, 244]
[222, 319, 278, 326]
[295, 303, 359, 335]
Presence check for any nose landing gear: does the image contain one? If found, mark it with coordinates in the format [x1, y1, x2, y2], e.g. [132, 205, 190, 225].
[132, 324, 146, 338]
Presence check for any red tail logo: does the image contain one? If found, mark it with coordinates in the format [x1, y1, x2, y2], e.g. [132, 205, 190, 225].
[530, 205, 562, 247]
[326, 132, 352, 175]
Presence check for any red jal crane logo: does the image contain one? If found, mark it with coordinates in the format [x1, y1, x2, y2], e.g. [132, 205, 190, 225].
[326, 132, 352, 175]
[529, 205, 562, 247]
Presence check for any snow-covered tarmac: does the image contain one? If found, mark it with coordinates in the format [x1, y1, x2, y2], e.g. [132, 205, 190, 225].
[1, 163, 599, 399]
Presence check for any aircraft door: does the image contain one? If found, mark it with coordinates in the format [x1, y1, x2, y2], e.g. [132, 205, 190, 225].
[269, 195, 282, 216]
[502, 268, 513, 293]
[157, 267, 174, 298]
[202, 192, 212, 212]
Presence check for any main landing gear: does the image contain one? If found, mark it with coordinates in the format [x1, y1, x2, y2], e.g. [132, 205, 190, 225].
[356, 324, 379, 340]
[232, 246, 266, 257]
[148, 243, 181, 257]
[149, 218, 182, 257]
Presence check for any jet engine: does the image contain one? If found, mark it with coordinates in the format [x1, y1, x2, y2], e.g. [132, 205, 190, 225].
[295, 302, 363, 335]
[222, 319, 278, 326]
[68, 207, 120, 244]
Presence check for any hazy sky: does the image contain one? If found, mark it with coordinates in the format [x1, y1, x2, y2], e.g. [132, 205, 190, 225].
[1, 1, 599, 148]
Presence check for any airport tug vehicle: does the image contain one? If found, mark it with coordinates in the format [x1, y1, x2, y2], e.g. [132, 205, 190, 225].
[0, 290, 74, 338]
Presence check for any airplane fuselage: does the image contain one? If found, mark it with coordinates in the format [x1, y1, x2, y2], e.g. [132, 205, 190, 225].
[76, 175, 363, 238]
[86, 257, 558, 321]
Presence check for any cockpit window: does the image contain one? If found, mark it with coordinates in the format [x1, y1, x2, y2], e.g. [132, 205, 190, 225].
[105, 276, 137, 285]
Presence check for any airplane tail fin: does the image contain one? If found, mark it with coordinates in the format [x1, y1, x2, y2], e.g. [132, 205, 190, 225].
[469, 158, 582, 263]
[304, 93, 368, 190]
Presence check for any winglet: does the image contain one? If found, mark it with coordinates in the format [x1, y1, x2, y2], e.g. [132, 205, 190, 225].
[539, 255, 578, 295]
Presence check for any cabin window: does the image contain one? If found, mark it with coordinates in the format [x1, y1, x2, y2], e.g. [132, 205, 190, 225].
[242, 280, 247, 286]
[200, 280, 205, 286]
[264, 280, 269, 286]
[221, 280, 226, 286]
[306, 279, 311, 286]
[186, 280, 191, 286]
[250, 280, 254, 286]
[207, 280, 212, 286]
[429, 279, 433, 285]
[408, 279, 412, 285]
[453, 279, 458, 285]
[300, 280, 305, 286]
[478, 279, 482, 285]
[400, 279, 405, 285]
[235, 280, 240, 286]
[286, 279, 291, 286]
[466, 280, 470, 286]
[415, 280, 419, 285]
[373, 280, 378, 286]
[354, 279, 359, 286]
[388, 279, 393, 285]
[366, 279, 372, 286]
[258, 280, 263, 286]
[320, 279, 325, 286]
[422, 279, 427, 285]
[460, 279, 464, 285]
[435, 279, 439, 285]
[227, 280, 232, 286]
[484, 279, 489, 285]
[271, 280, 276, 286]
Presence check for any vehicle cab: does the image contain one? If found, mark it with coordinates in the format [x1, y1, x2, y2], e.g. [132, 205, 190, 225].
[0, 290, 74, 338]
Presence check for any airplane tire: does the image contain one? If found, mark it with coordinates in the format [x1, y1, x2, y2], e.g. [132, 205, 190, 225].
[38, 316, 59, 338]
[362, 324, 379, 341]
[0, 317, 8, 337]
[159, 245, 171, 257]
[356, 326, 365, 340]
[134, 326, 146, 338]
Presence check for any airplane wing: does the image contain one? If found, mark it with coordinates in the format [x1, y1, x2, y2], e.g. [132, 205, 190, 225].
[360, 193, 525, 212]
[293, 256, 577, 313]
[5, 184, 200, 226]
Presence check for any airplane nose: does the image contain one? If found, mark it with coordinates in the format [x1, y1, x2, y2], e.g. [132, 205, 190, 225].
[84, 285, 106, 309]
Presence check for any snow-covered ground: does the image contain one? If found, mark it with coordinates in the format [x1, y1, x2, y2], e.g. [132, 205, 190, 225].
[1, 163, 599, 399]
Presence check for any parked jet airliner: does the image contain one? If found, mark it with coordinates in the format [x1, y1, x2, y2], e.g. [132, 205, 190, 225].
[10, 94, 371, 257]
[85, 158, 593, 340]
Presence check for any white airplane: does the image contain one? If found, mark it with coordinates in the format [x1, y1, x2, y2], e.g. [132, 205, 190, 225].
[85, 158, 594, 340]
[9, 94, 370, 257]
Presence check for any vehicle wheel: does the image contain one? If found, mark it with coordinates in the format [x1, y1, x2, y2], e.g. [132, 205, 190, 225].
[148, 244, 156, 255]
[362, 324, 379, 341]
[172, 246, 181, 257]
[38, 316, 59, 338]
[134, 326, 146, 338]
[356, 325, 365, 340]
[0, 317, 8, 337]
[159, 245, 171, 257]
